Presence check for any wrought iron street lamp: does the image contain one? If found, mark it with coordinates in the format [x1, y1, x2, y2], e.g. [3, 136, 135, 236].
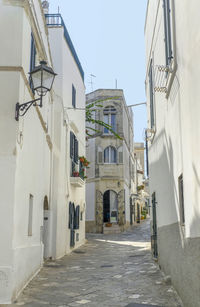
[15, 61, 57, 121]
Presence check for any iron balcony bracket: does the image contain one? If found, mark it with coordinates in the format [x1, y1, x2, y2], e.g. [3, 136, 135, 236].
[15, 97, 42, 121]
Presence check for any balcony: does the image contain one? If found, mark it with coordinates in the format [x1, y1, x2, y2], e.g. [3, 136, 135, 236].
[70, 161, 85, 188]
[70, 176, 84, 187]
[45, 13, 84, 82]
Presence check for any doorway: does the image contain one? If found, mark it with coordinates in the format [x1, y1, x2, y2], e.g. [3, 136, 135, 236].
[103, 190, 118, 223]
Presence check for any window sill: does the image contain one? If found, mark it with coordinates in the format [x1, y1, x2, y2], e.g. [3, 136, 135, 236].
[70, 177, 85, 187]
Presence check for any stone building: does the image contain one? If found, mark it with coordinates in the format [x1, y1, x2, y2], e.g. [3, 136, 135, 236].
[145, 1, 200, 305]
[0, 0, 85, 303]
[86, 89, 135, 233]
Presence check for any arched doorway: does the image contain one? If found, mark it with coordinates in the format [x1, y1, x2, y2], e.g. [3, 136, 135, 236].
[103, 190, 118, 223]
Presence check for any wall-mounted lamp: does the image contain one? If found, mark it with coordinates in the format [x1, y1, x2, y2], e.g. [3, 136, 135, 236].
[15, 61, 57, 121]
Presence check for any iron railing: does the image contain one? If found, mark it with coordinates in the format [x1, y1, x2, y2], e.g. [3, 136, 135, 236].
[45, 14, 84, 82]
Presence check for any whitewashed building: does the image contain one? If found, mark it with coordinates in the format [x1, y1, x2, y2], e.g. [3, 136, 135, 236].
[0, 0, 85, 303]
[145, 1, 200, 306]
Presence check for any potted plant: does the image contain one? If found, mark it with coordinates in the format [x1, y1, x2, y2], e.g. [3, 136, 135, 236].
[73, 171, 79, 177]
[79, 156, 90, 167]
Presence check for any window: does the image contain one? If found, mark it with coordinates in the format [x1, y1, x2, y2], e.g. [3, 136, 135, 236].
[72, 84, 76, 108]
[103, 106, 116, 134]
[104, 146, 117, 163]
[28, 194, 33, 236]
[149, 60, 155, 128]
[178, 174, 185, 225]
[29, 34, 36, 92]
[163, 0, 173, 67]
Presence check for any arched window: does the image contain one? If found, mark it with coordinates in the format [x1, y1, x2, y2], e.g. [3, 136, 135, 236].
[103, 106, 116, 134]
[104, 146, 117, 163]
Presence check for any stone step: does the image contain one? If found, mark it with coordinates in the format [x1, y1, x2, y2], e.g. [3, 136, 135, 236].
[103, 224, 121, 234]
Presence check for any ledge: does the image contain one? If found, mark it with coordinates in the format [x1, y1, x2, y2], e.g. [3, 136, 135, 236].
[70, 177, 85, 187]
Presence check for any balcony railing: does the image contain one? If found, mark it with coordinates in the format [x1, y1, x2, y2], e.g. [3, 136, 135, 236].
[45, 13, 84, 82]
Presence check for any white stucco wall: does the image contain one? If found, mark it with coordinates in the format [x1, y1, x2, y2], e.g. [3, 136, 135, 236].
[0, 1, 85, 303]
[145, 0, 200, 236]
[0, 0, 54, 302]
[48, 24, 86, 257]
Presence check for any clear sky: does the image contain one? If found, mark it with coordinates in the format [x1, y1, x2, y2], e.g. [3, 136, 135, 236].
[49, 0, 148, 142]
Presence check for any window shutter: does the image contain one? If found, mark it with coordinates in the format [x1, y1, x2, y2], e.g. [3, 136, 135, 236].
[149, 60, 155, 128]
[72, 84, 76, 108]
[29, 33, 36, 93]
[98, 151, 103, 164]
[68, 202, 72, 229]
[74, 137, 78, 164]
[74, 205, 80, 230]
[119, 152, 123, 164]
[70, 132, 74, 158]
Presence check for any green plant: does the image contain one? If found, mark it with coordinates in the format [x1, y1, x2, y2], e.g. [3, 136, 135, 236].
[86, 97, 122, 139]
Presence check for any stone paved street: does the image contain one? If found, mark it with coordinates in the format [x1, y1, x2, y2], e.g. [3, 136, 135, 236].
[10, 220, 183, 307]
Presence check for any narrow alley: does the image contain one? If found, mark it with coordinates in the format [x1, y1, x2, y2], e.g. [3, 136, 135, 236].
[11, 220, 183, 307]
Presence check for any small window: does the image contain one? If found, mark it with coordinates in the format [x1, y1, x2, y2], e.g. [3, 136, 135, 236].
[28, 194, 33, 236]
[178, 174, 185, 225]
[103, 106, 116, 134]
[163, 0, 173, 67]
[72, 84, 76, 108]
[104, 146, 117, 163]
[149, 60, 155, 129]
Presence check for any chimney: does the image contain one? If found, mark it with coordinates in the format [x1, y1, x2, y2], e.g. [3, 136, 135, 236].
[42, 1, 49, 14]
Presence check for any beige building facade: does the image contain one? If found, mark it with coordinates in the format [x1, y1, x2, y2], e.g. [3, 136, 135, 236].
[86, 89, 137, 233]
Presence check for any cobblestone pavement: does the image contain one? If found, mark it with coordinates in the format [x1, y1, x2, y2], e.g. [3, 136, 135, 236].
[11, 220, 183, 307]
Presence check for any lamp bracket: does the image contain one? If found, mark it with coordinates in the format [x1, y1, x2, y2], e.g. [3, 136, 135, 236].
[15, 97, 42, 121]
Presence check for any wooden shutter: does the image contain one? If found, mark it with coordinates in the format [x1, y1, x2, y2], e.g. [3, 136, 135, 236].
[70, 132, 74, 158]
[149, 60, 155, 128]
[72, 84, 76, 108]
[29, 33, 36, 92]
[74, 205, 80, 230]
[74, 137, 78, 164]
[98, 151, 103, 163]
[119, 152, 123, 164]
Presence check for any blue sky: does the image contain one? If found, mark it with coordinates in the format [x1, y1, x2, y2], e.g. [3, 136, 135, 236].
[50, 0, 148, 142]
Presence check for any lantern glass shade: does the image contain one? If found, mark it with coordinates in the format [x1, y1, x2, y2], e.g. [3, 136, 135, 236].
[30, 61, 56, 96]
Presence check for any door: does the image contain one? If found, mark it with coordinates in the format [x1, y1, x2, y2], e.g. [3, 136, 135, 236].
[110, 190, 118, 223]
[103, 190, 118, 223]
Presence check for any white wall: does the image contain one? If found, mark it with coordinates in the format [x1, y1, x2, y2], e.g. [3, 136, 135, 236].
[86, 182, 95, 221]
[145, 0, 200, 238]
[48, 24, 86, 257]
